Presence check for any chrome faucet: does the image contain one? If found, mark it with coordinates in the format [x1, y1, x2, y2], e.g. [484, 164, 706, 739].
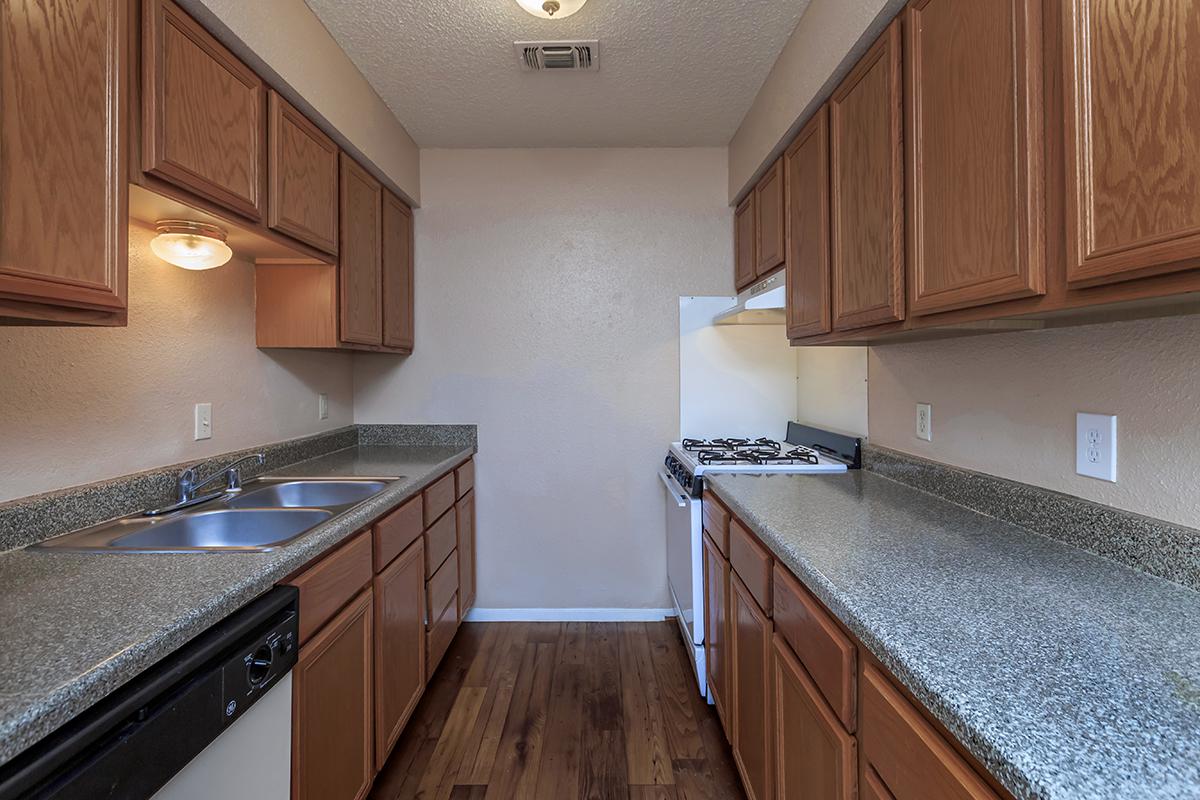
[146, 453, 266, 516]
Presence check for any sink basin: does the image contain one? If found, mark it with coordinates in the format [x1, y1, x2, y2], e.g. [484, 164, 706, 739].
[227, 480, 389, 509]
[35, 508, 333, 552]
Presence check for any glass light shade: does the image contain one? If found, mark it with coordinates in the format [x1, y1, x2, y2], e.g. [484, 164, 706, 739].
[150, 221, 233, 270]
[515, 0, 587, 19]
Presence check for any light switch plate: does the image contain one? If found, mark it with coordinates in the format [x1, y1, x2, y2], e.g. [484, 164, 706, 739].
[194, 403, 212, 441]
[915, 403, 932, 441]
[1076, 412, 1116, 482]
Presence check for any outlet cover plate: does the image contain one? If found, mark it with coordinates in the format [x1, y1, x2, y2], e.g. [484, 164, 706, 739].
[916, 403, 932, 441]
[1076, 412, 1116, 482]
[318, 393, 329, 420]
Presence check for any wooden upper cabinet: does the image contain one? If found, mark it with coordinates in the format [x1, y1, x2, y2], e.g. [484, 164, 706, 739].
[755, 158, 786, 277]
[785, 105, 832, 339]
[860, 663, 999, 800]
[382, 191, 415, 352]
[773, 635, 857, 800]
[0, 0, 127, 323]
[268, 91, 339, 255]
[703, 533, 731, 731]
[830, 20, 905, 331]
[730, 572, 773, 800]
[293, 588, 374, 800]
[906, 0, 1045, 315]
[373, 538, 426, 768]
[142, 0, 265, 221]
[1064, 0, 1200, 287]
[735, 193, 758, 290]
[339, 154, 383, 346]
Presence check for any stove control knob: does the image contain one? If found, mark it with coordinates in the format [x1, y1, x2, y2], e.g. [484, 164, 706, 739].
[247, 644, 273, 686]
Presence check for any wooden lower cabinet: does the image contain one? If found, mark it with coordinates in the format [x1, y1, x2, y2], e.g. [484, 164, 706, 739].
[860, 663, 1000, 800]
[703, 533, 731, 730]
[373, 538, 426, 767]
[456, 490, 476, 616]
[292, 588, 374, 800]
[730, 572, 773, 800]
[773, 634, 857, 800]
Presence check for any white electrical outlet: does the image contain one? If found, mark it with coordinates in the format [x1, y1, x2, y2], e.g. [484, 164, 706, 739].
[915, 403, 932, 441]
[318, 393, 329, 420]
[194, 403, 212, 441]
[1076, 412, 1116, 482]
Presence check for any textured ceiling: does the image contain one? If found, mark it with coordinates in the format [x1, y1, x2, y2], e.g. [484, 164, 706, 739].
[303, 0, 812, 148]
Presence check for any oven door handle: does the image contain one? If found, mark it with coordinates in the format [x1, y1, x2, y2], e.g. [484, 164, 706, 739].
[658, 469, 689, 508]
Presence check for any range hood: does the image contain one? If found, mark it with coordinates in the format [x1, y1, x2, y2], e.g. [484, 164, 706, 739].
[713, 271, 786, 325]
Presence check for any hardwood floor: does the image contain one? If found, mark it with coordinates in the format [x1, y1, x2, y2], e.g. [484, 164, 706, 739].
[370, 621, 746, 800]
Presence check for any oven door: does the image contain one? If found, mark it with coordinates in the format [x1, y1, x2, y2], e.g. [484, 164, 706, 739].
[660, 468, 703, 646]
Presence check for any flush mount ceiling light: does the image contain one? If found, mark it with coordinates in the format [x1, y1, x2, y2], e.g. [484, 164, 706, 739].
[515, 0, 587, 19]
[150, 220, 233, 270]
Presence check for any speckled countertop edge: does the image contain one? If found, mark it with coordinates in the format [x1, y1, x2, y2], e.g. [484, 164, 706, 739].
[0, 440, 474, 768]
[704, 471, 1200, 800]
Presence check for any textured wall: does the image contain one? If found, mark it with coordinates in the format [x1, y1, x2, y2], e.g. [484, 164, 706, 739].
[354, 148, 732, 611]
[797, 347, 869, 436]
[180, 0, 420, 203]
[0, 226, 354, 503]
[728, 0, 904, 201]
[867, 316, 1200, 529]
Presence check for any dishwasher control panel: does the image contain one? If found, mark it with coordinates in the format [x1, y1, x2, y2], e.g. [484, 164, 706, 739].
[219, 604, 298, 728]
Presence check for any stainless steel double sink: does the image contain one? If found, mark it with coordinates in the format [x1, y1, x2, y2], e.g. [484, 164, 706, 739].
[33, 478, 397, 553]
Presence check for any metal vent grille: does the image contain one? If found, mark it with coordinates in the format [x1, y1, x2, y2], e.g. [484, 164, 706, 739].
[515, 40, 599, 71]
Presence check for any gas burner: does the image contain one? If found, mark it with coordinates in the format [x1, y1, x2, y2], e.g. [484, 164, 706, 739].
[683, 437, 783, 453]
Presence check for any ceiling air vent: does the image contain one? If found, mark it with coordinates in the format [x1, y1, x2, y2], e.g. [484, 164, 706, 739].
[515, 40, 599, 71]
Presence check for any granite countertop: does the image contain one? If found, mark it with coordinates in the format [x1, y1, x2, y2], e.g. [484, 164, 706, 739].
[705, 471, 1200, 800]
[0, 443, 473, 768]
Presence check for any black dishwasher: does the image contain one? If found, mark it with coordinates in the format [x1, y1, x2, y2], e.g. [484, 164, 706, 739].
[0, 586, 299, 800]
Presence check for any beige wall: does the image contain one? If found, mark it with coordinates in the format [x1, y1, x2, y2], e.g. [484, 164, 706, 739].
[0, 226, 354, 503]
[181, 0, 420, 204]
[867, 316, 1200, 529]
[728, 0, 903, 202]
[354, 148, 732, 611]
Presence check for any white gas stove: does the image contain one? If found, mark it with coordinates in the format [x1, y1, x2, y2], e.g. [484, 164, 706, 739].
[659, 422, 861, 700]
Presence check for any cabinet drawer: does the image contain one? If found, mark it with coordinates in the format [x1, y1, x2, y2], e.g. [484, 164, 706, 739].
[373, 494, 423, 572]
[860, 663, 999, 800]
[287, 531, 373, 644]
[702, 492, 731, 555]
[730, 518, 772, 615]
[426, 592, 460, 679]
[423, 472, 457, 527]
[427, 548, 459, 624]
[774, 564, 856, 731]
[455, 459, 474, 499]
[424, 506, 457, 577]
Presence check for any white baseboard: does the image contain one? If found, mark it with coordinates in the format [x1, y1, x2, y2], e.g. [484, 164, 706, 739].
[463, 607, 675, 622]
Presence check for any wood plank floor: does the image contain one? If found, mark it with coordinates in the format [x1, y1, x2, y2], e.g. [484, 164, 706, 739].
[370, 621, 747, 800]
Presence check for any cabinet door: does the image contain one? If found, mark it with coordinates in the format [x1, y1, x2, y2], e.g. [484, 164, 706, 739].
[906, 0, 1045, 315]
[382, 190, 415, 351]
[860, 663, 999, 800]
[268, 91, 339, 255]
[730, 573, 772, 800]
[773, 635, 856, 800]
[293, 589, 373, 800]
[456, 490, 476, 617]
[703, 533, 731, 731]
[830, 20, 904, 331]
[755, 158, 785, 277]
[735, 193, 758, 290]
[374, 538, 426, 768]
[339, 154, 383, 346]
[1064, 1, 1200, 287]
[142, 0, 264, 220]
[0, 0, 127, 319]
[785, 105, 832, 339]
